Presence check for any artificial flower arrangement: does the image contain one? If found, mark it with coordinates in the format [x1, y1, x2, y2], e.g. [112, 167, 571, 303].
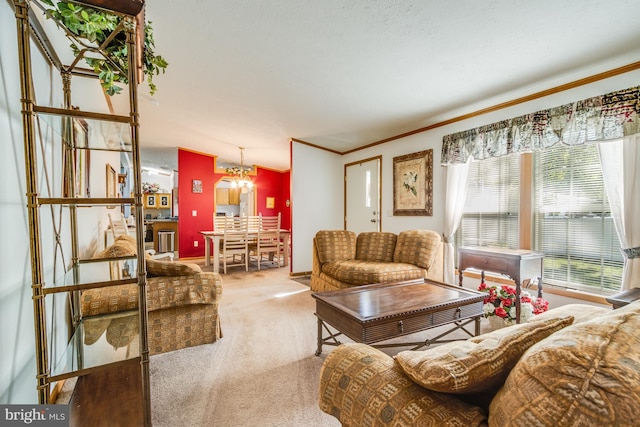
[478, 282, 549, 326]
[142, 182, 160, 194]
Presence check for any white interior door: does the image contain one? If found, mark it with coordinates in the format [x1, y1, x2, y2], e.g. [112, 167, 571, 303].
[346, 158, 380, 233]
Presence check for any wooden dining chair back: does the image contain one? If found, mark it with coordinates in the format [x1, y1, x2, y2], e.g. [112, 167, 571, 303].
[220, 216, 249, 274]
[214, 215, 227, 231]
[108, 213, 129, 240]
[250, 213, 281, 270]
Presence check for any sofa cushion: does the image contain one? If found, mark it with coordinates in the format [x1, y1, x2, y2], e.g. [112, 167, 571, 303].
[315, 230, 357, 264]
[146, 259, 202, 277]
[355, 232, 396, 262]
[322, 260, 426, 285]
[319, 343, 487, 427]
[393, 230, 441, 270]
[395, 315, 574, 394]
[489, 300, 640, 427]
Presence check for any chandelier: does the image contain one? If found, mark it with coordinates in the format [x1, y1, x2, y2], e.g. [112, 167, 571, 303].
[225, 146, 253, 188]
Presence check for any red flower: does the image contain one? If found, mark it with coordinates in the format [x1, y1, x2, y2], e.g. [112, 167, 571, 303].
[494, 307, 508, 318]
[501, 285, 516, 295]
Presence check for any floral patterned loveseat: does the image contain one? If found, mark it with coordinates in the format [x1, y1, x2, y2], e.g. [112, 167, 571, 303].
[81, 235, 223, 355]
[310, 230, 443, 292]
[319, 300, 640, 426]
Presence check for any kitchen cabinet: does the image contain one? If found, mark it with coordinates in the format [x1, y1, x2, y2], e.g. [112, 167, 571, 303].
[216, 188, 240, 205]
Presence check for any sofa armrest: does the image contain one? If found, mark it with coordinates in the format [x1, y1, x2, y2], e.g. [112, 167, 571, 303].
[319, 343, 487, 427]
[81, 272, 223, 316]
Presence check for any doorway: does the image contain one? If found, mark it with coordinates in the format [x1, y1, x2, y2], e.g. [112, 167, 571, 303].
[345, 156, 381, 234]
[214, 178, 256, 217]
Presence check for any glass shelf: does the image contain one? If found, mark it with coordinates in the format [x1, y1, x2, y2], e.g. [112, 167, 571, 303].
[34, 109, 133, 152]
[45, 257, 139, 294]
[50, 310, 141, 381]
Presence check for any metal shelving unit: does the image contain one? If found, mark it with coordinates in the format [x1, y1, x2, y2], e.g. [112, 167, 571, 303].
[13, 0, 150, 424]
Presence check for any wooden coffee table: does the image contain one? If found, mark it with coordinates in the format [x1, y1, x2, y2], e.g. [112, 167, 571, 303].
[313, 279, 485, 355]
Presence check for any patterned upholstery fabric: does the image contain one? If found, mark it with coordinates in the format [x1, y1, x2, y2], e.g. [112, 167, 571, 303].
[393, 230, 442, 270]
[93, 234, 137, 258]
[395, 316, 574, 394]
[356, 232, 397, 262]
[489, 300, 640, 427]
[310, 230, 444, 292]
[80, 272, 222, 314]
[83, 304, 221, 356]
[82, 237, 224, 354]
[314, 230, 357, 264]
[148, 304, 220, 354]
[146, 258, 202, 277]
[526, 303, 610, 325]
[322, 260, 425, 286]
[319, 343, 488, 427]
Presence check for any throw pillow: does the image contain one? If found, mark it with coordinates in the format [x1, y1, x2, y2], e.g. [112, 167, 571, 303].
[395, 315, 574, 394]
[93, 235, 137, 258]
[146, 259, 202, 277]
[489, 300, 640, 427]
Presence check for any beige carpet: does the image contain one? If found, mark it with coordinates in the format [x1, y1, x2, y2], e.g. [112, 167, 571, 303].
[149, 264, 491, 427]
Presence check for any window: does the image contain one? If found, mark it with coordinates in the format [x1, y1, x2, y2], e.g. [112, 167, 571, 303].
[533, 144, 623, 294]
[456, 155, 520, 249]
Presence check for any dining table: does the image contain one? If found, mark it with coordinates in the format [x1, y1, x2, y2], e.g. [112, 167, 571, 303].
[200, 229, 291, 273]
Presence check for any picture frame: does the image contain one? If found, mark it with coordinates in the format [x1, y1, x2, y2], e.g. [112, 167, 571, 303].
[266, 197, 275, 209]
[160, 194, 171, 207]
[145, 194, 157, 208]
[69, 117, 90, 197]
[192, 179, 203, 193]
[393, 149, 433, 216]
[106, 163, 117, 208]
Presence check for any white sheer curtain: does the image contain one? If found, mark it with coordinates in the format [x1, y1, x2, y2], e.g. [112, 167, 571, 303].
[442, 160, 470, 284]
[598, 133, 640, 291]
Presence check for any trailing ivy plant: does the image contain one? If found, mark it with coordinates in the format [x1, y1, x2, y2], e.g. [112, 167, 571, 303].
[41, 0, 168, 96]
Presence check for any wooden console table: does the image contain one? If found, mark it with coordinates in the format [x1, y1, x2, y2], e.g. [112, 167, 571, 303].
[458, 246, 544, 323]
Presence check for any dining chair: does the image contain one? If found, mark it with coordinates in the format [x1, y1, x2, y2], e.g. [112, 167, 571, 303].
[249, 213, 281, 270]
[108, 213, 130, 240]
[220, 216, 249, 274]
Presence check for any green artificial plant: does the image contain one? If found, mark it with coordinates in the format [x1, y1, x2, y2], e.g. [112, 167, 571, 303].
[41, 0, 168, 96]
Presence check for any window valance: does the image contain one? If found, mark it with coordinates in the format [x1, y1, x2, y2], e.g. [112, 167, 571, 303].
[441, 86, 640, 165]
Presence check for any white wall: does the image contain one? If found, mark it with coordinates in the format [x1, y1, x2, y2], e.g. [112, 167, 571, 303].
[291, 142, 343, 272]
[0, 2, 38, 403]
[292, 69, 640, 274]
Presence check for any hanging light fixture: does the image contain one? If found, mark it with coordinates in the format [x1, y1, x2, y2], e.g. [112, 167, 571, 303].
[226, 146, 254, 188]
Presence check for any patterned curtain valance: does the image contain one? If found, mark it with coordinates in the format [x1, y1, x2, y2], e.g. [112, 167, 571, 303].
[441, 86, 640, 165]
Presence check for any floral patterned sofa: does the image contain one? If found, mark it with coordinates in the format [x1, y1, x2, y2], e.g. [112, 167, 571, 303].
[318, 300, 640, 426]
[81, 235, 223, 355]
[310, 230, 443, 292]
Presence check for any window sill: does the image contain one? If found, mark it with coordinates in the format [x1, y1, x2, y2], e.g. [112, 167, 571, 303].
[458, 270, 610, 306]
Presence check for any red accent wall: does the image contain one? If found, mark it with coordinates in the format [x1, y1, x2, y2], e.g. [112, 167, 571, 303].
[254, 167, 291, 230]
[178, 149, 291, 258]
[178, 149, 215, 258]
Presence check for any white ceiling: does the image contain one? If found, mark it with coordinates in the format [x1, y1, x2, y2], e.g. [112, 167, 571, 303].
[128, 0, 640, 172]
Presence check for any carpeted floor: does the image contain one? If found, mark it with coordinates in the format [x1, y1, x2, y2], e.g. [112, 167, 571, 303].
[149, 262, 493, 427]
